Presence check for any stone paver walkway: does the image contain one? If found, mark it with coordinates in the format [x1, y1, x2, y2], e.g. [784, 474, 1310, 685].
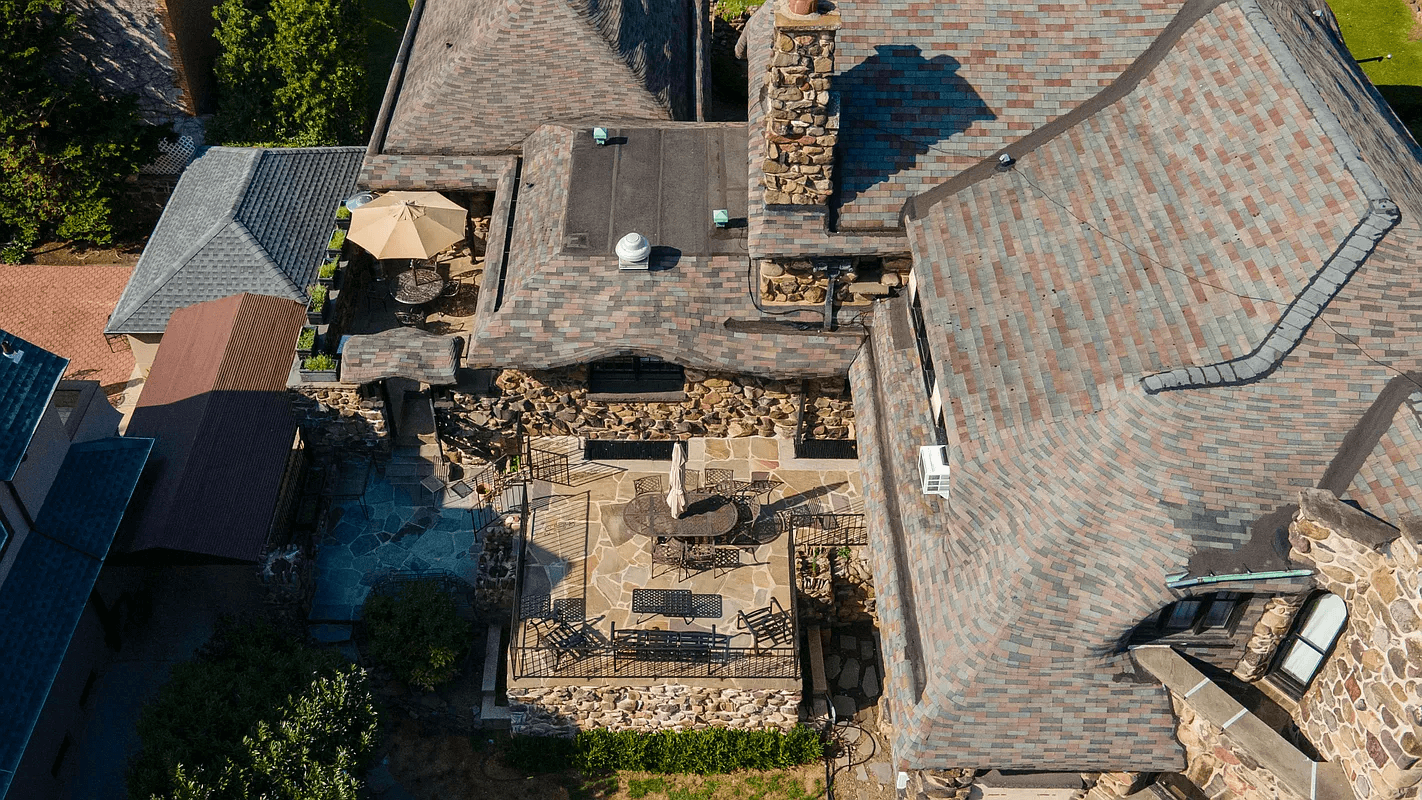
[310, 472, 483, 621]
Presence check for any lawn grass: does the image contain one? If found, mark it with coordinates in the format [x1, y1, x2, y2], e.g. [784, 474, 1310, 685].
[609, 770, 824, 800]
[1329, 0, 1422, 138]
[364, 0, 415, 122]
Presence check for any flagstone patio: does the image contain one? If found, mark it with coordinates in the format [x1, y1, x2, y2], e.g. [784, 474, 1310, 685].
[309, 468, 483, 622]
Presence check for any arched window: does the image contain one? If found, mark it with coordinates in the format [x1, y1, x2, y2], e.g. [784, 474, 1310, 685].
[1272, 593, 1347, 693]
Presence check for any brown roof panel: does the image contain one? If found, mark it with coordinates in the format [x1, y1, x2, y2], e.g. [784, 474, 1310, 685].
[119, 293, 306, 562]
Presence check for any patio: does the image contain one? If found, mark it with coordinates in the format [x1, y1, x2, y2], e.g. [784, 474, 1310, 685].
[508, 436, 862, 688]
[308, 461, 483, 622]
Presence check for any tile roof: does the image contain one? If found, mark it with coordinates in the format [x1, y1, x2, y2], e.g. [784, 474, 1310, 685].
[853, 0, 1422, 772]
[740, 0, 1183, 247]
[107, 147, 364, 334]
[0, 330, 68, 481]
[377, 0, 693, 158]
[341, 327, 462, 385]
[0, 265, 134, 390]
[118, 294, 306, 562]
[469, 123, 864, 378]
[0, 436, 151, 798]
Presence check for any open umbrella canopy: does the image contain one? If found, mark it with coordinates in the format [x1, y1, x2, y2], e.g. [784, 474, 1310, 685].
[348, 191, 467, 260]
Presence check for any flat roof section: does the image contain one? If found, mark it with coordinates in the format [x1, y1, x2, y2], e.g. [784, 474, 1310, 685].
[563, 127, 748, 258]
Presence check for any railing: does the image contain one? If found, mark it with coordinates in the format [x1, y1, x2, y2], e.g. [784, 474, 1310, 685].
[787, 512, 867, 548]
[525, 445, 571, 484]
[512, 640, 800, 680]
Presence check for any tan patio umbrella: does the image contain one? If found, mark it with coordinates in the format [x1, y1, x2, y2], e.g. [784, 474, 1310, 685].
[666, 441, 688, 519]
[347, 191, 467, 260]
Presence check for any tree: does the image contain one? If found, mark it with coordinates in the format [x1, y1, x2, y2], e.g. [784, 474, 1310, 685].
[364, 580, 470, 690]
[129, 619, 380, 800]
[210, 0, 367, 146]
[0, 0, 167, 260]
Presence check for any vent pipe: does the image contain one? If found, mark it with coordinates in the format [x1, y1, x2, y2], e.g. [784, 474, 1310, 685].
[616, 232, 650, 270]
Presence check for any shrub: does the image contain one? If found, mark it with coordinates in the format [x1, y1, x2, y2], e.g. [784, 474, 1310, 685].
[302, 353, 337, 371]
[308, 284, 327, 311]
[327, 228, 345, 250]
[335, 203, 351, 220]
[501, 726, 823, 775]
[296, 326, 315, 350]
[318, 259, 337, 279]
[128, 619, 378, 800]
[363, 580, 470, 690]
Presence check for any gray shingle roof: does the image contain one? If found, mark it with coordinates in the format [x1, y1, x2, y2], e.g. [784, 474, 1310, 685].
[853, 0, 1422, 773]
[377, 0, 692, 157]
[107, 146, 364, 335]
[0, 437, 151, 798]
[0, 330, 68, 481]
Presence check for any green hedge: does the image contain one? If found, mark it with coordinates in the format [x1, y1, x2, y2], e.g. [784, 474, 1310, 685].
[501, 726, 823, 775]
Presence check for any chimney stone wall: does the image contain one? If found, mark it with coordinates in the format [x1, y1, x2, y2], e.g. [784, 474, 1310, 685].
[762, 4, 840, 207]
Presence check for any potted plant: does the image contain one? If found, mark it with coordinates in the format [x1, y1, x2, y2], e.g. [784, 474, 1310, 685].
[306, 284, 328, 324]
[326, 228, 346, 259]
[295, 326, 316, 358]
[335, 203, 352, 229]
[299, 353, 339, 382]
[317, 258, 339, 287]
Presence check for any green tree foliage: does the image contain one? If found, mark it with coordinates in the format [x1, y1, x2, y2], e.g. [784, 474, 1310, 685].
[0, 0, 167, 259]
[364, 580, 470, 690]
[129, 619, 379, 800]
[210, 0, 368, 146]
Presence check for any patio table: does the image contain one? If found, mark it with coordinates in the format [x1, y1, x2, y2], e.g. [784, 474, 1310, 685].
[621, 492, 738, 541]
[393, 268, 445, 305]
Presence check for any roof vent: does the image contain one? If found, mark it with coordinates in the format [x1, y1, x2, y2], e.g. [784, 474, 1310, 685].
[616, 232, 650, 270]
[0, 340, 22, 365]
[593, 127, 609, 146]
[919, 445, 950, 498]
[996, 152, 1015, 170]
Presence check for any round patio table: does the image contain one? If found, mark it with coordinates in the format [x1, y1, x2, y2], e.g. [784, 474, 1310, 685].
[393, 268, 446, 305]
[621, 492, 738, 541]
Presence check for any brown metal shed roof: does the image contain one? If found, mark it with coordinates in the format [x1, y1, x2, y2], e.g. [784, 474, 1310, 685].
[118, 294, 306, 562]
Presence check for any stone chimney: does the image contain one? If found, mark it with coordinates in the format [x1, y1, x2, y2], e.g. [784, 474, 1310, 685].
[761, 0, 840, 207]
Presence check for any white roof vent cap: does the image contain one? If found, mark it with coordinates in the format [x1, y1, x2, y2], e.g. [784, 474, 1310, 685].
[617, 232, 651, 270]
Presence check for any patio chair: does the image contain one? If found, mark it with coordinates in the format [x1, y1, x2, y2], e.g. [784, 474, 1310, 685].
[684, 543, 741, 580]
[394, 308, 425, 328]
[634, 475, 664, 496]
[737, 597, 793, 654]
[702, 468, 735, 494]
[364, 275, 389, 311]
[650, 538, 686, 580]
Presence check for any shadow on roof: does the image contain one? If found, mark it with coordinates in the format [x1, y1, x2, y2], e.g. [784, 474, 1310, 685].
[835, 45, 995, 213]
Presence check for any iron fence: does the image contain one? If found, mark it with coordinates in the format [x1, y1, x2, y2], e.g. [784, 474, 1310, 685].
[794, 389, 858, 460]
[788, 512, 867, 548]
[512, 640, 799, 680]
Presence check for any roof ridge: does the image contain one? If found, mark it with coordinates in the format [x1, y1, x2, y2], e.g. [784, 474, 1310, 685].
[107, 151, 265, 332]
[229, 220, 302, 297]
[560, 0, 672, 117]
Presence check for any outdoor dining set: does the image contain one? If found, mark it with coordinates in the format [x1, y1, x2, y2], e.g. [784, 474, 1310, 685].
[344, 190, 469, 328]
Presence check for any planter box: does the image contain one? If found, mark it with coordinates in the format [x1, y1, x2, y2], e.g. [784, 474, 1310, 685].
[306, 304, 327, 325]
[295, 326, 317, 359]
[299, 368, 339, 383]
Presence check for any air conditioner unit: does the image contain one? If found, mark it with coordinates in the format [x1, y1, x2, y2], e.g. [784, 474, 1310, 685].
[919, 445, 951, 498]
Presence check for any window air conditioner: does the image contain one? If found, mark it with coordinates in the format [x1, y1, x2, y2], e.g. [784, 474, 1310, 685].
[919, 445, 950, 498]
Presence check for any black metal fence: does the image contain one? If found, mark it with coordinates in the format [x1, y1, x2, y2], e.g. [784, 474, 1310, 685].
[787, 512, 867, 548]
[512, 642, 799, 680]
[584, 439, 676, 461]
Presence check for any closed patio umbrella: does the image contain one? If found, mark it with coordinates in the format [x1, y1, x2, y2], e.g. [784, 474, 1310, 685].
[666, 441, 687, 519]
[347, 191, 467, 260]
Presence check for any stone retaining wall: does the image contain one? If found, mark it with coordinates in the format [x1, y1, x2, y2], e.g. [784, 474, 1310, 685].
[509, 684, 802, 736]
[440, 369, 854, 448]
[288, 386, 390, 455]
[1171, 695, 1300, 800]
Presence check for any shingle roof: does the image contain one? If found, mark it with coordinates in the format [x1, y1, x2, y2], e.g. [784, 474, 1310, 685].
[853, 0, 1422, 772]
[341, 328, 461, 385]
[741, 0, 1184, 252]
[377, 0, 692, 158]
[0, 437, 151, 798]
[470, 123, 863, 378]
[118, 294, 306, 561]
[0, 330, 68, 481]
[107, 147, 363, 335]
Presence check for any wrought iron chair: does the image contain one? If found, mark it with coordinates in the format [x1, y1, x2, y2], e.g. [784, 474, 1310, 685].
[530, 617, 593, 670]
[684, 543, 741, 580]
[736, 597, 793, 654]
[650, 538, 686, 580]
[394, 308, 425, 327]
[634, 475, 664, 496]
[702, 468, 735, 494]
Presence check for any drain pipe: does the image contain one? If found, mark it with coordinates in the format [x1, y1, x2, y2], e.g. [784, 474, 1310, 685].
[823, 691, 837, 800]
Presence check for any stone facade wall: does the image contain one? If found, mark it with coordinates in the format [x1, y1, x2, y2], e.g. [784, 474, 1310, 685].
[288, 386, 391, 455]
[1233, 594, 1308, 682]
[760, 255, 910, 306]
[1170, 695, 1306, 800]
[1288, 492, 1422, 800]
[440, 369, 854, 448]
[509, 684, 801, 736]
[761, 13, 840, 206]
